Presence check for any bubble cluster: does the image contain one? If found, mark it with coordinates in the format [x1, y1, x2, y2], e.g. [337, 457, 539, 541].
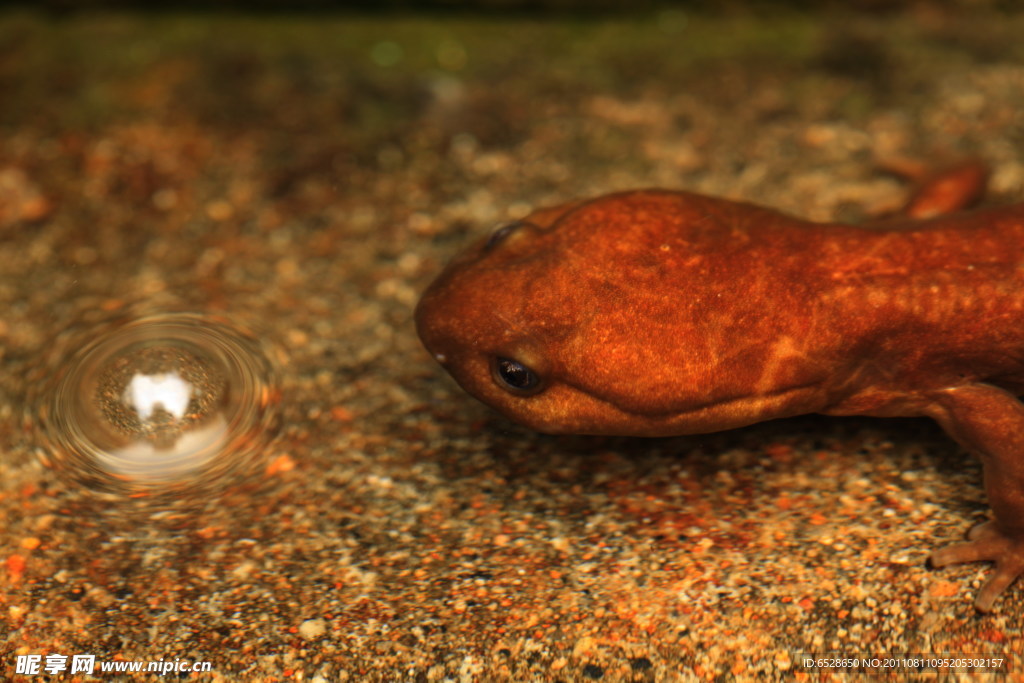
[34, 313, 280, 496]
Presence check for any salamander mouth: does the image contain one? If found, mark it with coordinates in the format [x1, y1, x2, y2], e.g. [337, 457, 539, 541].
[544, 378, 824, 436]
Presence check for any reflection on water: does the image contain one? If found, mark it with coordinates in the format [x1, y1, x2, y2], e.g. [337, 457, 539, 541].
[32, 312, 280, 498]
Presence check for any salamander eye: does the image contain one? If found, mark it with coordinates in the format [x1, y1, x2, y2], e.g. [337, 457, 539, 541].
[484, 221, 524, 252]
[492, 356, 543, 395]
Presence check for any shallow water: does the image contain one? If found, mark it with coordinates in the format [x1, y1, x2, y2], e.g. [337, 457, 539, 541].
[2, 5, 1022, 680]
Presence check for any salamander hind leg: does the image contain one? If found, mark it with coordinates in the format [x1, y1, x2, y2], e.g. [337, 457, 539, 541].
[896, 159, 989, 219]
[930, 522, 1024, 612]
[927, 383, 1024, 612]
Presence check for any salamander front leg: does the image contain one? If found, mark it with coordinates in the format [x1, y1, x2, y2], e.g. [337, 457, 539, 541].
[927, 383, 1024, 612]
[930, 521, 1024, 612]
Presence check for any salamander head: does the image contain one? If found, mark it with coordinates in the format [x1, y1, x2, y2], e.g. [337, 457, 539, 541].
[415, 191, 829, 436]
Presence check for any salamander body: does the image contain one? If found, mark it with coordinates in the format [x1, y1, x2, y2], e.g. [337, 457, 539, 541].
[415, 164, 1024, 611]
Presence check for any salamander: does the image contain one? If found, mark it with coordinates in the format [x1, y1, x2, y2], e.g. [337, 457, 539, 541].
[415, 161, 1024, 611]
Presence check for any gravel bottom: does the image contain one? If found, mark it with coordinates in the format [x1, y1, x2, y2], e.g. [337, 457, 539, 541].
[2, 5, 1024, 681]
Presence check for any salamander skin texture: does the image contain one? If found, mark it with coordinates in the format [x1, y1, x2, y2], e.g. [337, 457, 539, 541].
[415, 162, 1024, 612]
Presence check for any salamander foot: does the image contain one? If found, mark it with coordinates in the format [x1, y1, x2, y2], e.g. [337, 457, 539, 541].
[930, 521, 1024, 612]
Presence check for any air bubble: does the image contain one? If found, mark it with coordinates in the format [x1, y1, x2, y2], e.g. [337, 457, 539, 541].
[33, 313, 280, 496]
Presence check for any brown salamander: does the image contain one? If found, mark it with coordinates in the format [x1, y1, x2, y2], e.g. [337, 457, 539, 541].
[415, 162, 1024, 611]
